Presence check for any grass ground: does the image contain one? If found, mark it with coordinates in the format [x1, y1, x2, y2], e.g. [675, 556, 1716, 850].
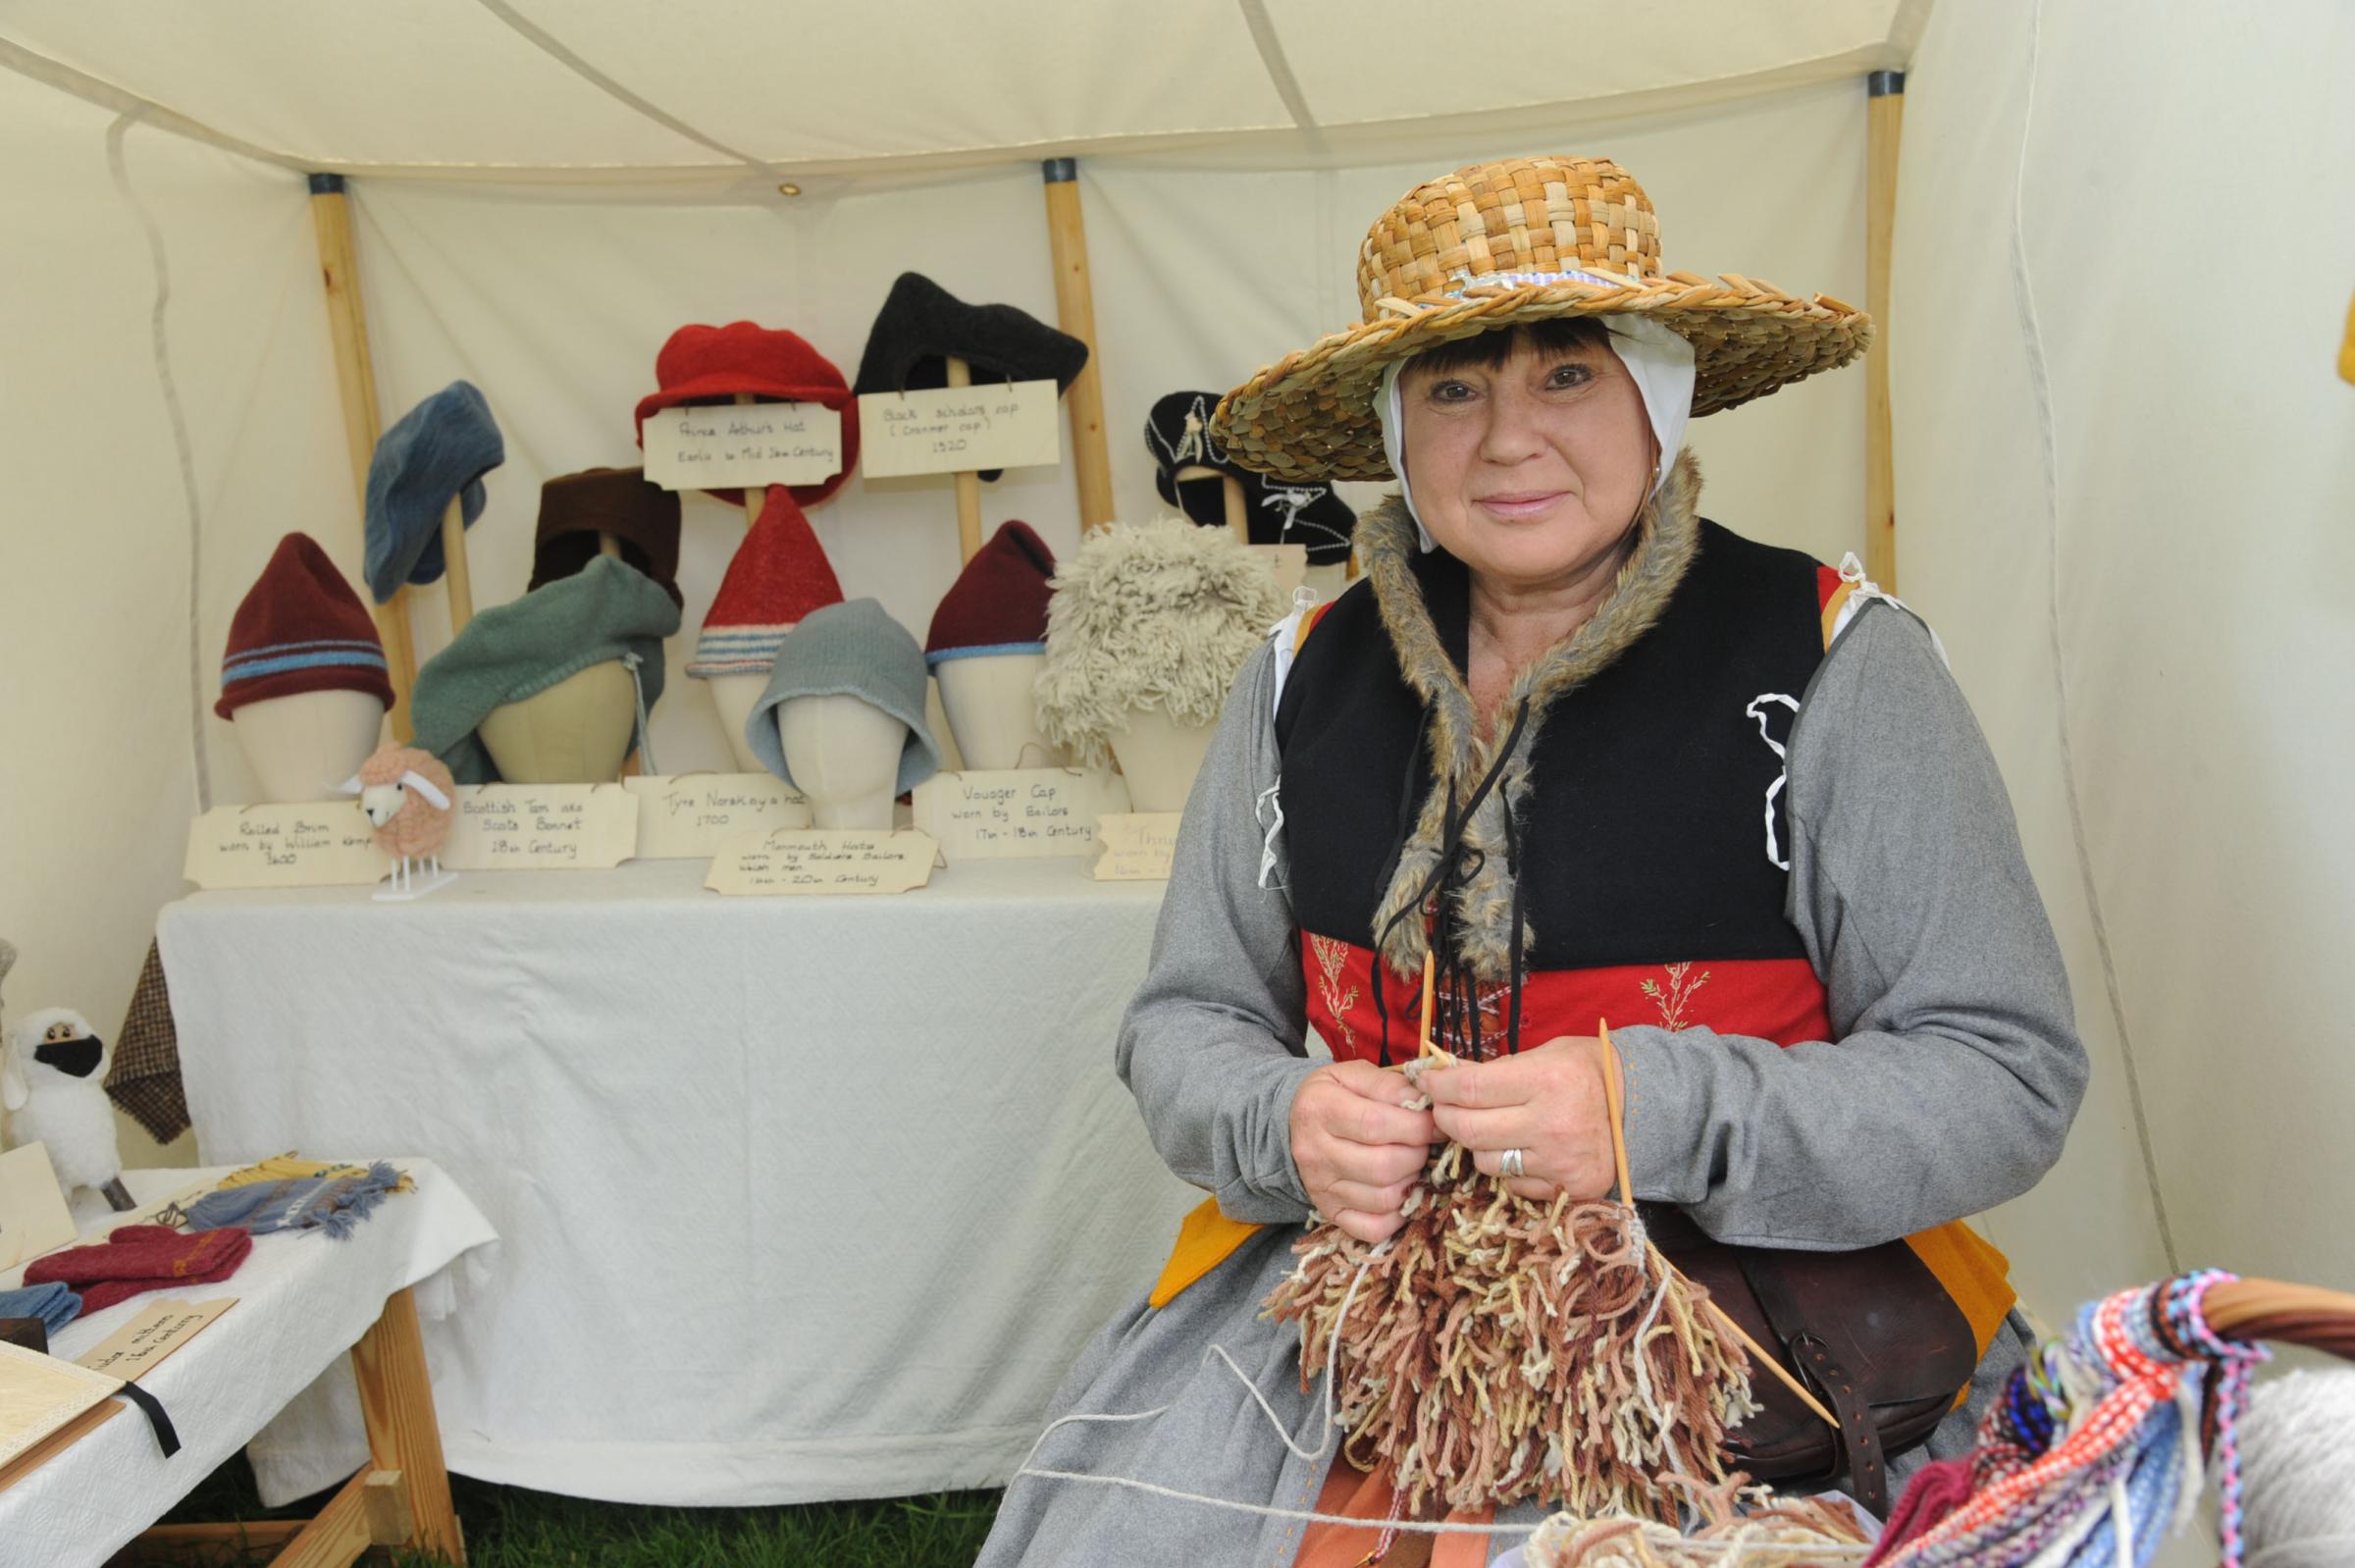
[119, 1455, 1003, 1567]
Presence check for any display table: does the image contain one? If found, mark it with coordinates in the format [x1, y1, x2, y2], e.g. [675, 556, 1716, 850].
[157, 856, 1202, 1506]
[0, 1160, 496, 1568]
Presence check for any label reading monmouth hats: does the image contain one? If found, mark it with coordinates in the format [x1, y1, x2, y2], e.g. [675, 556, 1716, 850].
[642, 403, 843, 492]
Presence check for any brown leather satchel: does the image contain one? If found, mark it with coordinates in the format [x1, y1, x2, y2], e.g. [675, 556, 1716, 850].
[1643, 1203, 1978, 1519]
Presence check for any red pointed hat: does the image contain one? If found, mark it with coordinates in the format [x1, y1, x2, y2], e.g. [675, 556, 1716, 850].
[633, 321, 861, 507]
[925, 520, 1058, 664]
[216, 533, 394, 719]
[688, 490, 846, 678]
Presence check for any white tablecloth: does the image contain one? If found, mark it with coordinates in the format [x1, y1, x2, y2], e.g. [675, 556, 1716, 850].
[0, 1161, 496, 1568]
[158, 856, 1200, 1505]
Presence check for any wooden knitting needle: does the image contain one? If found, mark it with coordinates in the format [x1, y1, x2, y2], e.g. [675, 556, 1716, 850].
[1418, 951, 1439, 1060]
[945, 355, 983, 563]
[440, 495, 474, 633]
[1600, 1019, 1842, 1435]
[734, 393, 765, 528]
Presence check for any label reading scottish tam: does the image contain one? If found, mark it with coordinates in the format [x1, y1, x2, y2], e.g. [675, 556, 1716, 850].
[856, 380, 1061, 479]
[705, 829, 937, 896]
[626, 773, 812, 860]
[909, 768, 1130, 860]
[1093, 812, 1184, 881]
[183, 805, 386, 890]
[440, 784, 638, 870]
[642, 402, 843, 491]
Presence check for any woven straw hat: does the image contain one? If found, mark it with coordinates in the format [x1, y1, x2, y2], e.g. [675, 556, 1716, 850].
[1213, 155, 1870, 483]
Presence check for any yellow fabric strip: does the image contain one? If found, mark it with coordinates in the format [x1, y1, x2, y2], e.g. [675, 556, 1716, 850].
[1819, 580, 1857, 651]
[1148, 1197, 1265, 1308]
[212, 1152, 416, 1194]
[1903, 1218, 2015, 1358]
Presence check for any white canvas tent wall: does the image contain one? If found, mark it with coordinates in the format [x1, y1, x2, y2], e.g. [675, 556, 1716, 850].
[0, 0, 2346, 1348]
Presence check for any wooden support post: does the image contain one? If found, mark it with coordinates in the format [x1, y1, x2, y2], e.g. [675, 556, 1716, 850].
[1041, 159, 1116, 534]
[1865, 71, 1904, 592]
[1174, 465, 1249, 547]
[945, 356, 985, 562]
[351, 1287, 464, 1563]
[310, 173, 416, 740]
[734, 393, 766, 527]
[264, 1468, 373, 1568]
[439, 497, 474, 634]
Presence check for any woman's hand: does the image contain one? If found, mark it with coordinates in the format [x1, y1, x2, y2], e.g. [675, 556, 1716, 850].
[1289, 1061, 1438, 1244]
[1420, 1036, 1617, 1203]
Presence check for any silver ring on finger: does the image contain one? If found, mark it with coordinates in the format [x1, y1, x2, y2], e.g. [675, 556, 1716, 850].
[1500, 1147, 1526, 1180]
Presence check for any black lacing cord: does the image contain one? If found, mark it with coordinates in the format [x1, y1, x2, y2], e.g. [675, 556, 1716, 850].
[1502, 790, 1529, 1056]
[1369, 698, 1533, 1063]
[1368, 716, 1432, 1067]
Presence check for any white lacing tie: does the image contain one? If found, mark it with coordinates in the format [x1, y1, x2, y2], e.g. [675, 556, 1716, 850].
[1254, 781, 1285, 890]
[1835, 552, 1950, 669]
[620, 651, 658, 775]
[1746, 694, 1800, 870]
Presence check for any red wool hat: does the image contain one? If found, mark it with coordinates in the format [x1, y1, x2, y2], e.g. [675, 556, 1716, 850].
[633, 321, 861, 507]
[925, 520, 1058, 665]
[216, 533, 394, 720]
[688, 489, 847, 678]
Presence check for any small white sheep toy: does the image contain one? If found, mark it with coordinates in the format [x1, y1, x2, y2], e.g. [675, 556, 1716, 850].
[343, 743, 458, 898]
[3, 1006, 134, 1211]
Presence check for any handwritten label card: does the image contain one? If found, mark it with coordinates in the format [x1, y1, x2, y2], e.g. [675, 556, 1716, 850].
[0, 1144, 75, 1273]
[76, 1298, 236, 1381]
[440, 784, 638, 870]
[1093, 812, 1184, 881]
[625, 773, 812, 860]
[184, 805, 384, 890]
[857, 379, 1061, 479]
[705, 829, 938, 896]
[642, 403, 843, 492]
[910, 768, 1131, 861]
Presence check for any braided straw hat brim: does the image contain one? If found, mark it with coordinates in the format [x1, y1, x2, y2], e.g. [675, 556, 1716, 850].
[1213, 273, 1871, 485]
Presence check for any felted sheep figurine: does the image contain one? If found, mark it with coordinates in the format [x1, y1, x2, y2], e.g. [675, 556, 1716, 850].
[343, 744, 457, 896]
[3, 1007, 134, 1211]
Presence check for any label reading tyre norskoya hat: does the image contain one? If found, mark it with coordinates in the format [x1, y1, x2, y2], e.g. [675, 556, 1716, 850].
[364, 381, 504, 603]
[1146, 391, 1356, 563]
[745, 599, 941, 795]
[216, 534, 394, 719]
[854, 273, 1090, 482]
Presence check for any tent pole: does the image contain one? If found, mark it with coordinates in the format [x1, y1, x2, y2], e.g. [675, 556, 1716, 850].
[1865, 71, 1904, 592]
[310, 173, 417, 740]
[1041, 159, 1116, 534]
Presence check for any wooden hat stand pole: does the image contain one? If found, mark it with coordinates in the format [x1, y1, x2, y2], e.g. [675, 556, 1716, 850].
[1173, 464, 1250, 548]
[945, 355, 984, 563]
[734, 392, 767, 528]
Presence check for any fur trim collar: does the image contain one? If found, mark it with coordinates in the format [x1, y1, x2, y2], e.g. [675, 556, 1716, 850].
[1360, 450, 1704, 980]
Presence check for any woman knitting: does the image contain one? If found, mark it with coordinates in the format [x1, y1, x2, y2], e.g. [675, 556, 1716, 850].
[979, 155, 2087, 1567]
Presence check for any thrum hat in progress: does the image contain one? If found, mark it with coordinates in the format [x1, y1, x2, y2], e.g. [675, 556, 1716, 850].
[1212, 155, 1871, 483]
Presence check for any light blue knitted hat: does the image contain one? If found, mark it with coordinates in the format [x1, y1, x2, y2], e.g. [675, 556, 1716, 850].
[746, 599, 941, 794]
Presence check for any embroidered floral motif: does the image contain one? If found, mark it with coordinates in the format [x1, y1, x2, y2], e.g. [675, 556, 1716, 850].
[1640, 962, 1711, 1031]
[1309, 934, 1360, 1056]
[1438, 980, 1511, 1060]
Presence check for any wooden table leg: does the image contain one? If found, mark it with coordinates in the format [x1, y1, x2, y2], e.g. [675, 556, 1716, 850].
[350, 1286, 463, 1563]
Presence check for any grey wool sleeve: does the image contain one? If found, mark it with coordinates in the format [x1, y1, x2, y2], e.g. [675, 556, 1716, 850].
[1616, 601, 2089, 1248]
[1116, 641, 1324, 1224]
